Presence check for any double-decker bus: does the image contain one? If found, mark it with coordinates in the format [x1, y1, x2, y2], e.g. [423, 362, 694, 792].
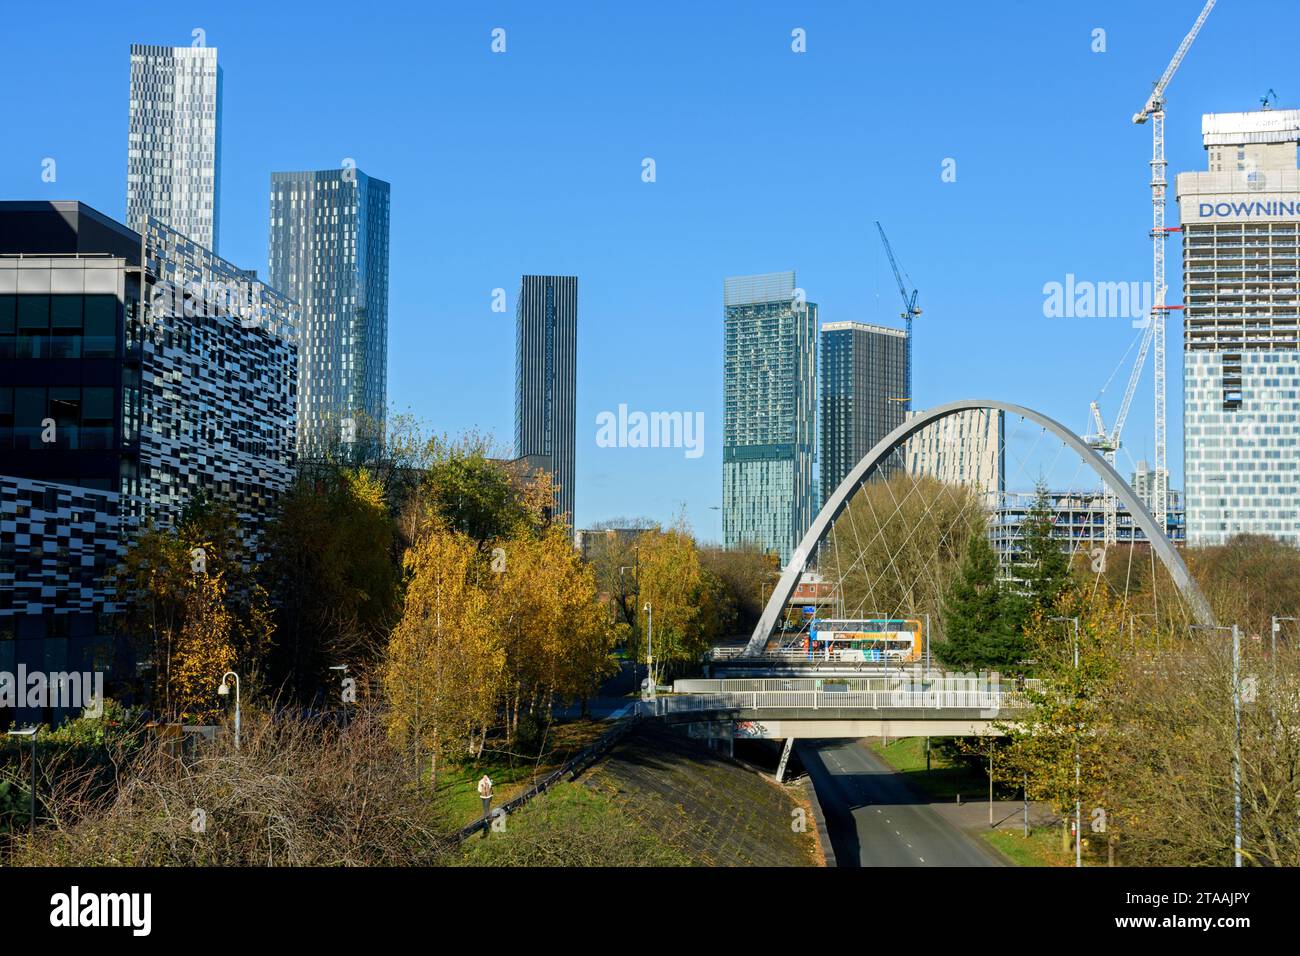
[804, 618, 923, 662]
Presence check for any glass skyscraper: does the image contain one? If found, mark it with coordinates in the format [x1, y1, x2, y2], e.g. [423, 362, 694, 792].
[515, 275, 577, 525]
[819, 321, 908, 503]
[1176, 108, 1300, 546]
[723, 271, 817, 564]
[268, 168, 391, 457]
[127, 44, 222, 252]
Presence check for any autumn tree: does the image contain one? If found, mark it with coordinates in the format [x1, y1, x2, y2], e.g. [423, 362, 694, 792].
[1186, 534, 1300, 641]
[383, 522, 504, 787]
[998, 589, 1128, 857]
[491, 525, 616, 732]
[167, 572, 237, 724]
[263, 466, 399, 701]
[631, 521, 713, 682]
[698, 545, 779, 637]
[821, 474, 985, 644]
[581, 520, 655, 631]
[1104, 626, 1300, 866]
[112, 493, 274, 717]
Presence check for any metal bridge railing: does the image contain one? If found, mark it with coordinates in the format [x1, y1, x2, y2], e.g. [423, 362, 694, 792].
[640, 688, 1024, 717]
[674, 677, 1043, 696]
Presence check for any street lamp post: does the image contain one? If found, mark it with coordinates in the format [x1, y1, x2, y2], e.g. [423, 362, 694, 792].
[217, 671, 241, 751]
[643, 602, 654, 698]
[1191, 623, 1243, 868]
[6, 727, 37, 836]
[1049, 615, 1082, 868]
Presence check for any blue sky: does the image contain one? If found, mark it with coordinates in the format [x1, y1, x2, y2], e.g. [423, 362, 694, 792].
[4, 0, 1296, 541]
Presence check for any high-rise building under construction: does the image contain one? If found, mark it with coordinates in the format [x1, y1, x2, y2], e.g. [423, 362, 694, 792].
[1177, 107, 1300, 546]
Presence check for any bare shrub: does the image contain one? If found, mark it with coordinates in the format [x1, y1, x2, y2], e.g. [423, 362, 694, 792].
[11, 710, 452, 867]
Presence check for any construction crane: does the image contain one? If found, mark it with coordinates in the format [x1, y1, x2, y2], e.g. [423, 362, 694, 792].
[875, 222, 922, 412]
[1087, 319, 1157, 545]
[1126, 0, 1216, 539]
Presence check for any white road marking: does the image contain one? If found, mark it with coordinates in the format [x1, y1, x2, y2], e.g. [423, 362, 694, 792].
[919, 857, 926, 863]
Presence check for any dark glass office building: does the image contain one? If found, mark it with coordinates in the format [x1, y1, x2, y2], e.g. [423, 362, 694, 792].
[819, 321, 909, 503]
[515, 275, 577, 525]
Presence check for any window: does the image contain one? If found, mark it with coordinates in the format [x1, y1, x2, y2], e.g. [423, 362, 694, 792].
[0, 294, 13, 358]
[82, 387, 115, 450]
[0, 387, 12, 449]
[17, 294, 48, 358]
[83, 295, 118, 357]
[14, 386, 46, 449]
[50, 387, 80, 449]
[50, 296, 82, 358]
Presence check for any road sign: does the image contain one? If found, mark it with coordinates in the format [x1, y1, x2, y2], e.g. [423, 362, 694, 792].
[802, 606, 816, 617]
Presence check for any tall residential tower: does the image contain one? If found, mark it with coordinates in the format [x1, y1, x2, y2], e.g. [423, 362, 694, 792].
[269, 168, 391, 457]
[127, 45, 222, 251]
[723, 271, 816, 564]
[819, 321, 908, 502]
[515, 275, 578, 525]
[1176, 108, 1300, 546]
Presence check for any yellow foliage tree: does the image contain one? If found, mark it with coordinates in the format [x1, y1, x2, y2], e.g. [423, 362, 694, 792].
[633, 522, 711, 682]
[167, 572, 237, 724]
[491, 525, 616, 733]
[383, 523, 504, 787]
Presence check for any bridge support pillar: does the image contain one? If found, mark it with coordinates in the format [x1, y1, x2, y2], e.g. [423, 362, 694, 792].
[775, 737, 794, 783]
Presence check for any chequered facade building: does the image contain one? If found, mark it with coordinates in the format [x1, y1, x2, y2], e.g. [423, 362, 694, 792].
[0, 201, 298, 696]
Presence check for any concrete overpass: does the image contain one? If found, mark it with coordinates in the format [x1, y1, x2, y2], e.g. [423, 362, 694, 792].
[642, 675, 1029, 779]
[643, 687, 1022, 738]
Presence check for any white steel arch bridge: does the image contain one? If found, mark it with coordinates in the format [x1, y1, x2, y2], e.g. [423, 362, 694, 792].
[742, 399, 1214, 658]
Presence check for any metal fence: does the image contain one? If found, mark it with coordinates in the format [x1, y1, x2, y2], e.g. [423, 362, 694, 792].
[453, 715, 639, 843]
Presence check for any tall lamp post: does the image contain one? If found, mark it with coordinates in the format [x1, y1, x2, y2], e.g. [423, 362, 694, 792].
[1192, 623, 1243, 867]
[6, 727, 37, 836]
[217, 671, 241, 751]
[643, 602, 655, 699]
[1049, 615, 1081, 868]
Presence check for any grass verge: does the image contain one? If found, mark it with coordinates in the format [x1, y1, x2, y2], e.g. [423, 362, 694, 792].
[434, 718, 609, 830]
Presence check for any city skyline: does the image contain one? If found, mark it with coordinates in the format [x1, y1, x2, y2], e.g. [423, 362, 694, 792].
[3, 0, 1300, 892]
[5, 2, 1299, 537]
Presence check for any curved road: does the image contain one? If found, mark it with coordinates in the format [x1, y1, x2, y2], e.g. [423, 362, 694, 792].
[799, 739, 1003, 867]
